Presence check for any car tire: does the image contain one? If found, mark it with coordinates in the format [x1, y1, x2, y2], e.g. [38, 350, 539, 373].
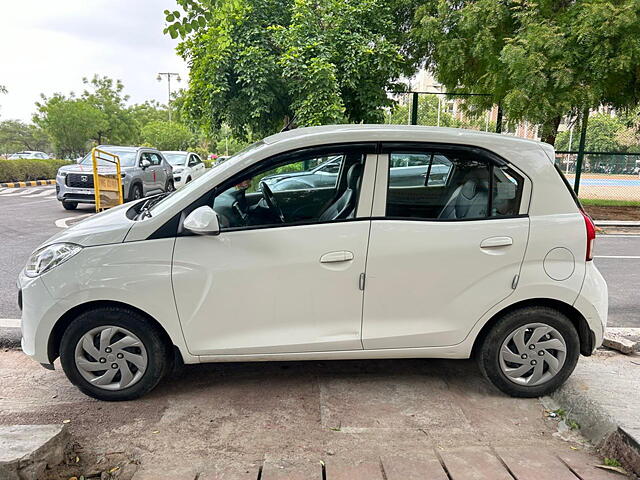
[62, 201, 78, 210]
[128, 184, 142, 202]
[185, 176, 192, 184]
[165, 179, 175, 192]
[477, 306, 580, 398]
[59, 306, 171, 401]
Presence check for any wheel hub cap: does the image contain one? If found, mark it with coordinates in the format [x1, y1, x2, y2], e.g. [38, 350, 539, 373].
[499, 323, 567, 386]
[74, 326, 148, 391]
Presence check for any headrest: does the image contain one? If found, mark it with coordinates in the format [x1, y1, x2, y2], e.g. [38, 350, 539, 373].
[347, 163, 363, 189]
[460, 179, 478, 199]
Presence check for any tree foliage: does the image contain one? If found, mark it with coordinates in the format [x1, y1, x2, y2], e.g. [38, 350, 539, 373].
[140, 121, 193, 151]
[412, 0, 640, 144]
[33, 94, 105, 158]
[0, 120, 50, 155]
[81, 75, 138, 144]
[555, 113, 637, 152]
[165, 0, 416, 137]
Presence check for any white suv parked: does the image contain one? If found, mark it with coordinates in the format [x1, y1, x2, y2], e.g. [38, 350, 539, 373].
[18, 125, 606, 401]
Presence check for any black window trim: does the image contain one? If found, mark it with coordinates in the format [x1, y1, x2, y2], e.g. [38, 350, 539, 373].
[147, 141, 528, 240]
[148, 142, 376, 240]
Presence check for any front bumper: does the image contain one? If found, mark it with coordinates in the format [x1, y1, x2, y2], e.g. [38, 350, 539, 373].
[56, 176, 129, 203]
[17, 270, 61, 364]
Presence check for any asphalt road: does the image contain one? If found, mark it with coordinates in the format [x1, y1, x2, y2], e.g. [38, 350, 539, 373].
[0, 186, 638, 328]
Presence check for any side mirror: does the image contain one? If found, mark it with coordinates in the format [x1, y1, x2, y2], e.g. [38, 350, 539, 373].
[141, 159, 151, 169]
[183, 206, 220, 236]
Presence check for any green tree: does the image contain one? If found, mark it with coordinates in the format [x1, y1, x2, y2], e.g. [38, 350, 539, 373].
[0, 120, 51, 155]
[33, 94, 104, 158]
[81, 75, 137, 144]
[555, 114, 629, 152]
[412, 0, 640, 144]
[140, 121, 193, 150]
[387, 95, 464, 127]
[165, 0, 416, 137]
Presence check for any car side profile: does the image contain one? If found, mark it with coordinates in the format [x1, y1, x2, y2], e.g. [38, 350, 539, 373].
[8, 151, 50, 160]
[55, 146, 174, 210]
[162, 150, 206, 189]
[19, 125, 606, 401]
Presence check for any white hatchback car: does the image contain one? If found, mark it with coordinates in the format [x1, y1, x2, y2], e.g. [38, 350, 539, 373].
[18, 125, 607, 401]
[162, 151, 206, 188]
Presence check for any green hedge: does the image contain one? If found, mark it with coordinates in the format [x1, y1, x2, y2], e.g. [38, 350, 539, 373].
[0, 159, 72, 183]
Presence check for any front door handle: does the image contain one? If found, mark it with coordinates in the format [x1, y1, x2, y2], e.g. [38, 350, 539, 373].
[480, 236, 513, 248]
[320, 251, 354, 263]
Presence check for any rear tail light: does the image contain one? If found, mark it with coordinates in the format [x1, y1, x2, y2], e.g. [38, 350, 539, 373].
[581, 210, 596, 261]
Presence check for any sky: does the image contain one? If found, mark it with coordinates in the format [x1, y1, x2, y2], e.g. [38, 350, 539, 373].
[0, 0, 188, 122]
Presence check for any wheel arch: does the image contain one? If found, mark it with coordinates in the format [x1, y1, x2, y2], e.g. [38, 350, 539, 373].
[128, 180, 143, 199]
[471, 298, 595, 358]
[47, 300, 181, 365]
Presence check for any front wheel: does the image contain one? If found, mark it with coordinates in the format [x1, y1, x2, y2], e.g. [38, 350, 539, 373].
[59, 307, 171, 401]
[62, 201, 77, 210]
[477, 306, 580, 397]
[165, 179, 175, 192]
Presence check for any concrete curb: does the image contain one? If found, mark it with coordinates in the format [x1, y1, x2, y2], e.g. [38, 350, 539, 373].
[595, 220, 640, 227]
[0, 180, 55, 188]
[550, 347, 640, 477]
[0, 424, 70, 480]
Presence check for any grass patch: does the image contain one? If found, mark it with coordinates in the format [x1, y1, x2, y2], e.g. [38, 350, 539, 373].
[579, 198, 640, 207]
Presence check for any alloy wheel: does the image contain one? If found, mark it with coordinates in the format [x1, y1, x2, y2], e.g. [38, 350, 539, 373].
[74, 326, 148, 391]
[498, 323, 567, 386]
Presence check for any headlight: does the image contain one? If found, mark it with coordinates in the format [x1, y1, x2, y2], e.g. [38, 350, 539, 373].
[25, 243, 82, 278]
[173, 167, 184, 174]
[58, 171, 68, 177]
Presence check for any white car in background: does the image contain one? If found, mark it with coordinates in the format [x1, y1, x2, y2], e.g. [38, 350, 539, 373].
[163, 151, 206, 188]
[8, 151, 50, 160]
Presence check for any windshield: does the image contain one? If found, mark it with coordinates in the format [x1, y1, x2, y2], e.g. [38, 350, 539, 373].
[163, 153, 188, 166]
[80, 149, 137, 167]
[148, 140, 266, 218]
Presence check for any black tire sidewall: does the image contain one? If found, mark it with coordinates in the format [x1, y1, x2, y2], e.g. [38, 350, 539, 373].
[62, 201, 77, 210]
[59, 307, 169, 401]
[129, 184, 142, 202]
[478, 306, 580, 398]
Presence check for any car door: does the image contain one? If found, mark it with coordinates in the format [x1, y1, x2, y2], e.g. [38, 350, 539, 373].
[139, 152, 156, 195]
[172, 144, 377, 356]
[189, 154, 205, 179]
[362, 144, 530, 349]
[148, 152, 167, 192]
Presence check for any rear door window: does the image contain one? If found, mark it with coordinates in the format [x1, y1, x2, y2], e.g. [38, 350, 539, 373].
[385, 148, 523, 220]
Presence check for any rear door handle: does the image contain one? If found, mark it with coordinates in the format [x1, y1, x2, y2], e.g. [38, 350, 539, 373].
[480, 236, 513, 248]
[320, 251, 354, 263]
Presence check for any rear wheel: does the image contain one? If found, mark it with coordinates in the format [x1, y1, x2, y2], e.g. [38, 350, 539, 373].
[59, 307, 171, 401]
[477, 306, 580, 397]
[62, 201, 77, 210]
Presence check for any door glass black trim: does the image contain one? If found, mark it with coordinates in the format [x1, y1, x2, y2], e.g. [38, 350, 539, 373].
[147, 142, 376, 239]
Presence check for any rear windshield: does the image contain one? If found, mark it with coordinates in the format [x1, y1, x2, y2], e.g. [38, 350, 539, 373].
[553, 163, 583, 209]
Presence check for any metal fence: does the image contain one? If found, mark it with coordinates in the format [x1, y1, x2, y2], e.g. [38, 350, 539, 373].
[385, 92, 640, 204]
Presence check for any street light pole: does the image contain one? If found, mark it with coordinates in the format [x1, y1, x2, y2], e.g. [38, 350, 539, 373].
[156, 72, 181, 123]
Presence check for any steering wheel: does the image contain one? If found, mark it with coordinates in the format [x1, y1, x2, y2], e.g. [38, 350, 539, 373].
[260, 181, 286, 223]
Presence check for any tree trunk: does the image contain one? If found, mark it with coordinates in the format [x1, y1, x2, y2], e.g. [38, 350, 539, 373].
[540, 115, 562, 146]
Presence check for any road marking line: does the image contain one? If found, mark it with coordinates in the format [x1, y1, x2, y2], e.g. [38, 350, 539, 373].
[0, 188, 27, 196]
[595, 255, 640, 259]
[55, 213, 93, 228]
[0, 319, 20, 328]
[28, 189, 56, 197]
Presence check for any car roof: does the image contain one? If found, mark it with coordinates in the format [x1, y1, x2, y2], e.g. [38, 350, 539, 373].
[162, 151, 189, 154]
[96, 145, 159, 152]
[264, 124, 546, 149]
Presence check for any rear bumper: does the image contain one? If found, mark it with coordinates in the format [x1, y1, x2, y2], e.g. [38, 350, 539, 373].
[574, 262, 608, 352]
